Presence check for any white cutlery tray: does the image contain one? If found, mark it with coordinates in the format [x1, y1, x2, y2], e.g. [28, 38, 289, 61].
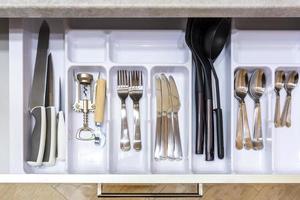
[5, 18, 300, 179]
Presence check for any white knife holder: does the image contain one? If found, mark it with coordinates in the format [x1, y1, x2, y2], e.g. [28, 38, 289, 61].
[4, 18, 300, 180]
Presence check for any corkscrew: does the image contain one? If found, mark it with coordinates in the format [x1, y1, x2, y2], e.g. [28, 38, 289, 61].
[72, 72, 96, 141]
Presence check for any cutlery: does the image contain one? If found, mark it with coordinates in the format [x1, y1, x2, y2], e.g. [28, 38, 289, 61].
[203, 18, 231, 159]
[249, 69, 266, 150]
[154, 75, 162, 160]
[73, 73, 95, 141]
[274, 71, 285, 127]
[169, 75, 183, 160]
[117, 70, 131, 151]
[94, 73, 106, 147]
[57, 78, 66, 161]
[129, 71, 143, 151]
[281, 71, 299, 127]
[234, 69, 252, 150]
[27, 21, 50, 166]
[185, 18, 205, 155]
[42, 54, 57, 166]
[160, 74, 172, 159]
[190, 19, 214, 161]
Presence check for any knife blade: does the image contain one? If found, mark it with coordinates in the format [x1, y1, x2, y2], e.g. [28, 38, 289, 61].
[154, 75, 162, 160]
[160, 74, 172, 159]
[27, 21, 50, 166]
[43, 53, 57, 166]
[169, 75, 183, 160]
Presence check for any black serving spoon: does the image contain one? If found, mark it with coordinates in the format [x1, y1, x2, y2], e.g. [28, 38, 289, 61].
[203, 18, 231, 159]
[190, 19, 215, 161]
[185, 19, 205, 155]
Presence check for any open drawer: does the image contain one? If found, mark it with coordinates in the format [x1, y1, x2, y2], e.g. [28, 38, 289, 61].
[2, 18, 300, 183]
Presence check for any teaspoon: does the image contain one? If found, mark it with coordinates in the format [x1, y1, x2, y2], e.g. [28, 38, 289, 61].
[274, 71, 285, 127]
[281, 71, 299, 127]
[234, 69, 253, 150]
[249, 69, 266, 150]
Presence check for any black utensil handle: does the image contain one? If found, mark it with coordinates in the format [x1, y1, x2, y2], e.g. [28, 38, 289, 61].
[196, 91, 205, 154]
[205, 99, 214, 161]
[214, 108, 224, 159]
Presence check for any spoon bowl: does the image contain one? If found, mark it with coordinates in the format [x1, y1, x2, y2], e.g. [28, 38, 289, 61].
[274, 71, 286, 127]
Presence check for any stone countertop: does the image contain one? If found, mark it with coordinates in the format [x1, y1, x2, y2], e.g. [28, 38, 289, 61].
[1, 0, 300, 17]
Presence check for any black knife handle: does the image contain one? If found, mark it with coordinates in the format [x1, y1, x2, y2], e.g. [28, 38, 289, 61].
[205, 99, 214, 161]
[28, 106, 46, 166]
[214, 108, 224, 159]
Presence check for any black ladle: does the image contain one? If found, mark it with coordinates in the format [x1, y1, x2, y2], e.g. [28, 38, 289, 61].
[203, 18, 231, 159]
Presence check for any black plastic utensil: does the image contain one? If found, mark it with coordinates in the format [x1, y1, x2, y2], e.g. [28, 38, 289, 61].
[185, 19, 205, 155]
[190, 19, 215, 161]
[203, 18, 231, 159]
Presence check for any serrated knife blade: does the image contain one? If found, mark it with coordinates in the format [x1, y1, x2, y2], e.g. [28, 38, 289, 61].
[169, 75, 181, 112]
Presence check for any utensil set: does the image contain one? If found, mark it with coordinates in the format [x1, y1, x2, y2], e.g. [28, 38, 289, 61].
[274, 70, 299, 128]
[154, 74, 183, 161]
[27, 21, 66, 167]
[185, 18, 231, 160]
[234, 68, 266, 150]
[117, 70, 144, 152]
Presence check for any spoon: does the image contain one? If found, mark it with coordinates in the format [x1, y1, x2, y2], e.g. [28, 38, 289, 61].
[234, 69, 253, 150]
[274, 71, 285, 127]
[203, 18, 231, 159]
[281, 71, 299, 127]
[249, 69, 266, 150]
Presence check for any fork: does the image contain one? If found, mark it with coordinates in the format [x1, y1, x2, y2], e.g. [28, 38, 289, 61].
[129, 71, 143, 151]
[117, 70, 131, 151]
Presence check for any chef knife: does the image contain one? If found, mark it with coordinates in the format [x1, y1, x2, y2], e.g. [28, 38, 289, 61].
[27, 21, 50, 166]
[160, 74, 172, 159]
[43, 53, 57, 166]
[169, 75, 183, 160]
[154, 75, 162, 160]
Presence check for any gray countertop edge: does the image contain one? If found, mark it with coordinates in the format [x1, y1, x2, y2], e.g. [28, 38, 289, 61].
[0, 5, 298, 18]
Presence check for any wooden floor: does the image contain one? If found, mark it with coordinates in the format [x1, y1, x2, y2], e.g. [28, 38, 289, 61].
[0, 184, 300, 199]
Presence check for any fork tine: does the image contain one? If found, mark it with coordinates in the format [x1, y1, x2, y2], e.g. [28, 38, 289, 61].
[117, 70, 120, 86]
[125, 70, 128, 85]
[122, 70, 125, 85]
[140, 71, 143, 86]
[129, 71, 132, 86]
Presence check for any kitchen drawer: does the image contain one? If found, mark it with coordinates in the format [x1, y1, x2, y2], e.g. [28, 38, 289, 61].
[2, 18, 300, 183]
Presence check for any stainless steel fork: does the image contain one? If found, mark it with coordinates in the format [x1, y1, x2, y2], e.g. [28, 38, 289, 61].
[129, 71, 143, 151]
[117, 70, 131, 151]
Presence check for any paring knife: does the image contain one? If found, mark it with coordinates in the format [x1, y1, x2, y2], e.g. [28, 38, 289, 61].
[169, 75, 183, 160]
[160, 74, 172, 159]
[27, 21, 50, 166]
[154, 76, 162, 160]
[57, 78, 66, 161]
[43, 53, 57, 166]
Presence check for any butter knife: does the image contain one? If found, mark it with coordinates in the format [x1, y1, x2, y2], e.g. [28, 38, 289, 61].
[154, 76, 162, 160]
[169, 75, 183, 160]
[160, 74, 171, 159]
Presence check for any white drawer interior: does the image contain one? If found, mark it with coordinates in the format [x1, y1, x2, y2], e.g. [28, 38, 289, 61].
[2, 18, 300, 179]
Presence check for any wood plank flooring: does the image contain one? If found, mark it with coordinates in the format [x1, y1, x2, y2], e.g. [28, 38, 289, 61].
[0, 184, 300, 199]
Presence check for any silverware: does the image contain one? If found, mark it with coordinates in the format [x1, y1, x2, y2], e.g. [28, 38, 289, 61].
[129, 71, 143, 151]
[274, 71, 285, 127]
[117, 70, 131, 151]
[154, 76, 162, 160]
[249, 69, 266, 150]
[27, 21, 50, 166]
[160, 74, 172, 159]
[73, 73, 95, 141]
[169, 75, 183, 160]
[281, 71, 299, 127]
[234, 69, 252, 150]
